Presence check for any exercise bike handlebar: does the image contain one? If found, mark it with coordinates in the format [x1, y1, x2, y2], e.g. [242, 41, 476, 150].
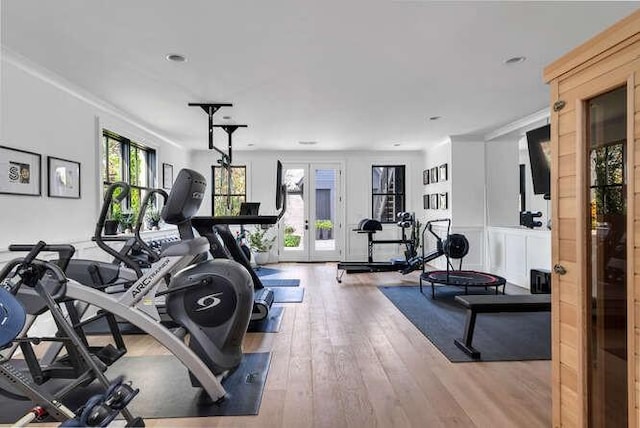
[95, 182, 130, 239]
[93, 182, 143, 277]
[133, 188, 169, 263]
[0, 246, 69, 299]
[8, 242, 76, 271]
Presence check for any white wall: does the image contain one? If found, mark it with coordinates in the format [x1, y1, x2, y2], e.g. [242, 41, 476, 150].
[0, 52, 189, 251]
[189, 149, 424, 262]
[485, 137, 519, 227]
[421, 138, 451, 223]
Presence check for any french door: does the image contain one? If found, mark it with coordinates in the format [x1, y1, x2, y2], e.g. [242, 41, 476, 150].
[278, 163, 342, 262]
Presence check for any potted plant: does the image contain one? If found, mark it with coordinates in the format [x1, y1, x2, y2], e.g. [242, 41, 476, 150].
[315, 219, 333, 240]
[248, 226, 276, 265]
[118, 211, 135, 234]
[146, 208, 162, 230]
[104, 217, 119, 235]
[283, 225, 301, 248]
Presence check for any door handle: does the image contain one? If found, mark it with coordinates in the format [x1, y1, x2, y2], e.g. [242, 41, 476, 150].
[553, 264, 567, 275]
[305, 219, 309, 230]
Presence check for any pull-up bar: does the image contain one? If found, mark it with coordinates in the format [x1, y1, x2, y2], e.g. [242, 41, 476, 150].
[212, 124, 248, 167]
[188, 103, 233, 150]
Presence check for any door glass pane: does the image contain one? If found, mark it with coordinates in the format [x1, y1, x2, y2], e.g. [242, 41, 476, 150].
[282, 168, 305, 251]
[315, 169, 337, 252]
[587, 85, 627, 427]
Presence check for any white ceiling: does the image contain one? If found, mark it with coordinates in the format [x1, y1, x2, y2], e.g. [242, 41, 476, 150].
[2, 1, 638, 152]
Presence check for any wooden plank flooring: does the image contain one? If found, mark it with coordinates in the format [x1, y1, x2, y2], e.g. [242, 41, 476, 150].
[104, 263, 550, 428]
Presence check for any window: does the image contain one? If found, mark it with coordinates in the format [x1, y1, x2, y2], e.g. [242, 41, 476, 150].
[102, 130, 157, 218]
[212, 165, 246, 216]
[372, 165, 405, 223]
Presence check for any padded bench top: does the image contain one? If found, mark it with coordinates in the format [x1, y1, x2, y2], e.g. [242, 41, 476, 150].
[454, 294, 551, 312]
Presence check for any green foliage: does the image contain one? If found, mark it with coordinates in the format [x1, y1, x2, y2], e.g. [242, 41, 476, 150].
[248, 227, 276, 253]
[284, 234, 301, 247]
[315, 219, 333, 230]
[284, 225, 296, 234]
[116, 211, 136, 231]
[146, 207, 161, 223]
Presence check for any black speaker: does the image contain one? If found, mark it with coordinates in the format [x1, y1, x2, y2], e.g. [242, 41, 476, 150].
[530, 268, 551, 294]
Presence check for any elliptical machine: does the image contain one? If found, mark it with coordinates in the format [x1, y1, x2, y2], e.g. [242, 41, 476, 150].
[10, 169, 254, 401]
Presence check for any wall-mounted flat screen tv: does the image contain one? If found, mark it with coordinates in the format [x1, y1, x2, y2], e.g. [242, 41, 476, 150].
[526, 124, 551, 198]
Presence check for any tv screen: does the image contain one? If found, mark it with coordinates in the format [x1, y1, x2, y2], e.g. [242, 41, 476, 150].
[526, 124, 551, 197]
[275, 160, 283, 210]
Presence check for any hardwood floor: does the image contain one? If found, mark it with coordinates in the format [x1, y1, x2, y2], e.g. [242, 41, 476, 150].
[120, 263, 551, 428]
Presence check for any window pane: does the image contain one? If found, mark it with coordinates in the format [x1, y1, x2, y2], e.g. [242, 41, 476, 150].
[231, 167, 246, 194]
[373, 195, 397, 223]
[130, 146, 140, 186]
[372, 165, 405, 222]
[129, 188, 141, 219]
[213, 195, 245, 216]
[102, 136, 108, 183]
[372, 167, 386, 193]
[138, 150, 148, 188]
[107, 139, 122, 182]
[213, 167, 228, 194]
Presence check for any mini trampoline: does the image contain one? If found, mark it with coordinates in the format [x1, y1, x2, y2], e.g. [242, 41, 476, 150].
[420, 270, 507, 299]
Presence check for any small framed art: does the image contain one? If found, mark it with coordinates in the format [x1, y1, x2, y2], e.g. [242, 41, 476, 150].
[0, 145, 41, 196]
[48, 156, 81, 199]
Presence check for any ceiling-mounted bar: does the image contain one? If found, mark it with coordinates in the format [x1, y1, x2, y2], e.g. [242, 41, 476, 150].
[188, 103, 233, 150]
[212, 124, 248, 167]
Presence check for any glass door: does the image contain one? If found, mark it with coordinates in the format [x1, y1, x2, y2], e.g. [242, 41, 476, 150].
[586, 85, 627, 427]
[279, 163, 342, 262]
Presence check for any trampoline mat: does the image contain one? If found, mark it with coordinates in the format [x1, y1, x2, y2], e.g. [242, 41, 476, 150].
[421, 270, 506, 287]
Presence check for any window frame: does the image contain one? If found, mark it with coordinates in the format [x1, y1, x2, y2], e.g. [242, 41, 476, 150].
[371, 164, 406, 223]
[102, 129, 157, 216]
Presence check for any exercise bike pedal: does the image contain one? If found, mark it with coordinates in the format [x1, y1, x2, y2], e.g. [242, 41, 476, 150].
[94, 344, 126, 365]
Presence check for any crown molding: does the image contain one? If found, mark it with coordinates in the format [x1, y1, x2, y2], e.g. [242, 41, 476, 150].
[1, 47, 183, 149]
[484, 107, 549, 141]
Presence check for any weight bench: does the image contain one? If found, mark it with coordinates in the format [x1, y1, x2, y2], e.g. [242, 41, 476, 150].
[453, 294, 551, 359]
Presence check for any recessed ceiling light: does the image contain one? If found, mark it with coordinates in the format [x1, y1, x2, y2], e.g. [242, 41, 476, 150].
[504, 56, 526, 65]
[166, 53, 187, 62]
[428, 116, 441, 121]
[298, 141, 318, 145]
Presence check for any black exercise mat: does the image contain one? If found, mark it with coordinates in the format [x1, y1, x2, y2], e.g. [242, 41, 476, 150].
[378, 285, 550, 362]
[247, 305, 285, 333]
[0, 352, 271, 422]
[261, 278, 300, 287]
[271, 287, 305, 303]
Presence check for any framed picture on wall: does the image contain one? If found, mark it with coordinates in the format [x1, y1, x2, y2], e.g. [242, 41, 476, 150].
[439, 163, 448, 182]
[47, 156, 81, 199]
[430, 167, 439, 183]
[439, 192, 448, 210]
[430, 193, 439, 209]
[162, 163, 174, 189]
[423, 169, 430, 185]
[0, 145, 41, 196]
[423, 194, 430, 209]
